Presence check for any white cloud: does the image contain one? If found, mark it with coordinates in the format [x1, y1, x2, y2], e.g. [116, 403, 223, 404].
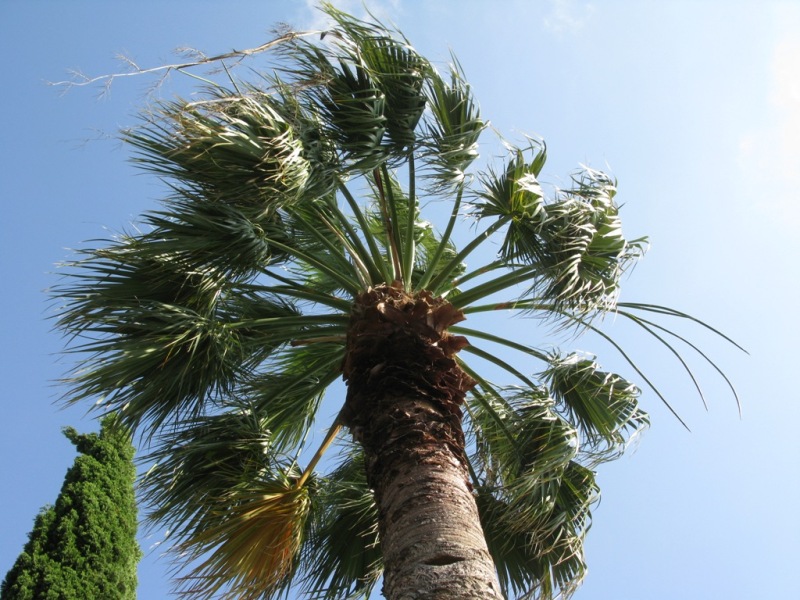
[543, 0, 596, 34]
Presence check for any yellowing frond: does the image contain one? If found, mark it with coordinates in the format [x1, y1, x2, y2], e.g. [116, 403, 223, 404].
[176, 481, 310, 600]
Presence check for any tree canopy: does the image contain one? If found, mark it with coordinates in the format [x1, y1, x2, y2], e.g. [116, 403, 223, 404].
[52, 4, 740, 599]
[1, 415, 140, 600]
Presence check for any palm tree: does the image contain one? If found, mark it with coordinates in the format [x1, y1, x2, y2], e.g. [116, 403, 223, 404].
[54, 5, 740, 599]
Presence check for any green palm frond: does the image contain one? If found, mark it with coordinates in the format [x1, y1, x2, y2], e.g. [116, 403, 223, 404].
[300, 450, 381, 599]
[532, 168, 646, 311]
[543, 353, 649, 455]
[477, 459, 597, 600]
[463, 366, 647, 598]
[421, 57, 486, 190]
[288, 40, 388, 171]
[473, 144, 646, 315]
[247, 80, 342, 199]
[616, 302, 745, 412]
[126, 89, 312, 209]
[361, 169, 466, 289]
[56, 239, 273, 433]
[141, 192, 291, 279]
[140, 409, 272, 536]
[412, 217, 464, 289]
[322, 3, 429, 151]
[475, 141, 547, 224]
[460, 453, 600, 600]
[362, 170, 415, 279]
[244, 342, 345, 453]
[531, 461, 597, 598]
[466, 386, 574, 490]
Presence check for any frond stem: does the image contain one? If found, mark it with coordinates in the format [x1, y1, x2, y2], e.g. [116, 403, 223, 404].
[290, 335, 347, 346]
[373, 167, 402, 282]
[452, 326, 550, 362]
[448, 265, 537, 309]
[427, 216, 509, 294]
[403, 151, 417, 289]
[226, 314, 349, 330]
[312, 209, 371, 289]
[296, 420, 343, 489]
[265, 237, 362, 296]
[253, 274, 352, 312]
[462, 298, 549, 314]
[449, 259, 508, 289]
[322, 199, 385, 284]
[338, 182, 394, 284]
[415, 185, 465, 291]
[461, 345, 538, 388]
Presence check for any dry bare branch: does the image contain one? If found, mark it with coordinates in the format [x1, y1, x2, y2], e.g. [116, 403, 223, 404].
[50, 30, 320, 93]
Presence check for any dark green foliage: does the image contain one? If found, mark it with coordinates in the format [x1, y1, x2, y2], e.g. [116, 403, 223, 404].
[1, 415, 140, 600]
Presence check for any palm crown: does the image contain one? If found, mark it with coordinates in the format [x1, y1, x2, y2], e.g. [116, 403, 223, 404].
[54, 5, 739, 600]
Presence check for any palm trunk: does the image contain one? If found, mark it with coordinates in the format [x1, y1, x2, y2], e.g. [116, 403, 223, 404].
[342, 283, 503, 600]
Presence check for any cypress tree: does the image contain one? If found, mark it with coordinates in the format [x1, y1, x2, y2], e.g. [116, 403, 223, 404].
[1, 414, 141, 600]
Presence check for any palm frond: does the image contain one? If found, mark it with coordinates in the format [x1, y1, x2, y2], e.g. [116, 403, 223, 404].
[448, 264, 538, 309]
[244, 342, 345, 453]
[543, 352, 649, 456]
[141, 192, 291, 279]
[528, 168, 646, 312]
[476, 459, 597, 600]
[466, 386, 577, 488]
[125, 88, 312, 209]
[474, 140, 547, 225]
[550, 303, 739, 430]
[247, 80, 342, 199]
[323, 3, 429, 150]
[299, 449, 382, 599]
[287, 39, 388, 171]
[461, 344, 539, 389]
[174, 475, 311, 600]
[55, 238, 288, 434]
[273, 199, 368, 296]
[413, 185, 467, 291]
[411, 215, 465, 289]
[473, 145, 646, 316]
[465, 383, 629, 599]
[421, 57, 486, 190]
[140, 409, 273, 536]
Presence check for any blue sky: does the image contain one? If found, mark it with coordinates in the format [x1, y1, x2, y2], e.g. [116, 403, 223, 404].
[1, 1, 798, 598]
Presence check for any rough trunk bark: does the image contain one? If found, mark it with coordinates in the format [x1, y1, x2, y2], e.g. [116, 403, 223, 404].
[342, 283, 503, 600]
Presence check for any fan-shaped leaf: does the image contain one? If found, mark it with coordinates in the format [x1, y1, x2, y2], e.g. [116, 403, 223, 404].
[175, 477, 311, 600]
[141, 409, 272, 536]
[422, 60, 486, 189]
[126, 89, 312, 209]
[300, 450, 381, 599]
[543, 352, 649, 454]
